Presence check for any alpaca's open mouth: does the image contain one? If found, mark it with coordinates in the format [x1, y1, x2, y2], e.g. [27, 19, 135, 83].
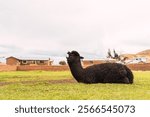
[66, 53, 69, 58]
[66, 51, 71, 58]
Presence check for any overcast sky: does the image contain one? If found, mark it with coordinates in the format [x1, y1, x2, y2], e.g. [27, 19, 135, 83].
[0, 0, 150, 59]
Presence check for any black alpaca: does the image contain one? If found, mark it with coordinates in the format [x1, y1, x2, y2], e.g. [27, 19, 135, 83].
[66, 51, 133, 84]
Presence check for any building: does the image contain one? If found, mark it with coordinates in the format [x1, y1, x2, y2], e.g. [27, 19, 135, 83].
[125, 57, 149, 64]
[6, 56, 53, 66]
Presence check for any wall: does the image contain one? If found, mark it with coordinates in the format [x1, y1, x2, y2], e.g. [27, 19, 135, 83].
[0, 63, 150, 71]
[17, 64, 150, 71]
[0, 65, 17, 71]
[127, 63, 150, 71]
[17, 65, 69, 71]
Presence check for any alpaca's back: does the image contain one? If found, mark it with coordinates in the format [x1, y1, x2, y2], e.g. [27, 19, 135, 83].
[84, 63, 133, 84]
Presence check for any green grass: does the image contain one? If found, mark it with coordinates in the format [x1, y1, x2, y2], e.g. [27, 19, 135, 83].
[0, 71, 70, 82]
[0, 71, 150, 100]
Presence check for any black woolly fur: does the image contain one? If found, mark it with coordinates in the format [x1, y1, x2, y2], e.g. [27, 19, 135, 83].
[66, 51, 133, 84]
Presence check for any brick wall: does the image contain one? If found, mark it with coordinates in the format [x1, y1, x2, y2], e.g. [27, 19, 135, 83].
[16, 63, 150, 71]
[0, 65, 17, 71]
[0, 64, 150, 71]
[17, 65, 69, 71]
[84, 63, 150, 71]
[127, 63, 150, 71]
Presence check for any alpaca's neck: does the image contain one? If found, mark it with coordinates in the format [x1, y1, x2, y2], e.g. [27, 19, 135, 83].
[68, 61, 84, 82]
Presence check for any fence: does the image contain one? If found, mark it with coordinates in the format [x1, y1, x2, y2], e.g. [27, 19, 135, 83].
[0, 65, 17, 71]
[17, 65, 69, 71]
[0, 63, 150, 71]
[127, 63, 150, 71]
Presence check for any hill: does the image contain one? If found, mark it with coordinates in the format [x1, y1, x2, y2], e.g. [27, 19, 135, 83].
[136, 49, 150, 56]
[120, 49, 150, 59]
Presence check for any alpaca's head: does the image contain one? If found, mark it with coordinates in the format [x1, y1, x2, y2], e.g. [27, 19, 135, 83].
[66, 51, 84, 64]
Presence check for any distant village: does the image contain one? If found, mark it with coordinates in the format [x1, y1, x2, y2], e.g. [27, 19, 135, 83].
[0, 49, 150, 67]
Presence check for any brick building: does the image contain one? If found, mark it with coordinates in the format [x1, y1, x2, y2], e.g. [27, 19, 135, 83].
[6, 56, 53, 66]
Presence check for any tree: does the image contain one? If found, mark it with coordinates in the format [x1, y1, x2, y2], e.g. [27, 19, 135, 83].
[59, 61, 66, 65]
[107, 49, 113, 58]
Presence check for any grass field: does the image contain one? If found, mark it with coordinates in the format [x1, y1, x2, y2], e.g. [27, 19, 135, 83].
[0, 71, 150, 100]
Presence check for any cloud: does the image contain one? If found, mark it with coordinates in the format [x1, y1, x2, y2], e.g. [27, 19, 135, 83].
[0, 0, 150, 58]
[0, 44, 23, 56]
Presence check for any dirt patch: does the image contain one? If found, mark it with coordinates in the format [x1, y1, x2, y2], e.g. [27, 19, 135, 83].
[47, 79, 77, 84]
[0, 82, 13, 86]
[20, 79, 77, 85]
[0, 79, 77, 86]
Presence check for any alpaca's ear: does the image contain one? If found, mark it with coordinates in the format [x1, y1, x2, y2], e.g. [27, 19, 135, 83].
[67, 51, 70, 55]
[80, 56, 84, 59]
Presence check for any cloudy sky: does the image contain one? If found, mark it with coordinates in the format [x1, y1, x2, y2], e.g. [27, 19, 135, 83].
[0, 0, 150, 59]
